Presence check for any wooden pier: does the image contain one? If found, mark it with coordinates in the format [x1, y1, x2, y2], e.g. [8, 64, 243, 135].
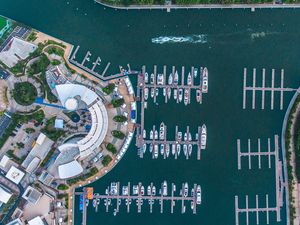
[242, 68, 296, 110]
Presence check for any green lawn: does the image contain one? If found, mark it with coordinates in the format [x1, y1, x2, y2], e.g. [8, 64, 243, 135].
[0, 17, 7, 31]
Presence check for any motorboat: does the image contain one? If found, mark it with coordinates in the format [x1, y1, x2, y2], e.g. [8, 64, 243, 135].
[194, 68, 198, 78]
[163, 88, 166, 96]
[196, 89, 201, 102]
[133, 185, 138, 195]
[201, 124, 207, 150]
[172, 144, 176, 155]
[93, 199, 97, 208]
[154, 145, 159, 158]
[157, 74, 164, 85]
[188, 144, 192, 156]
[147, 186, 151, 195]
[195, 133, 199, 141]
[176, 144, 181, 156]
[174, 89, 178, 100]
[151, 88, 155, 98]
[149, 143, 153, 153]
[178, 89, 183, 102]
[143, 143, 146, 153]
[152, 186, 156, 195]
[162, 181, 168, 196]
[155, 88, 159, 96]
[184, 183, 189, 197]
[174, 71, 179, 85]
[166, 144, 170, 157]
[150, 73, 154, 84]
[143, 129, 146, 138]
[150, 130, 153, 139]
[160, 144, 164, 155]
[178, 132, 182, 141]
[187, 72, 192, 85]
[202, 67, 208, 93]
[122, 186, 129, 195]
[167, 87, 171, 99]
[168, 73, 173, 85]
[184, 132, 188, 141]
[196, 185, 201, 204]
[188, 133, 192, 141]
[183, 144, 187, 156]
[140, 186, 145, 195]
[144, 88, 149, 100]
[154, 130, 158, 140]
[159, 122, 165, 140]
[184, 89, 189, 106]
[145, 72, 149, 83]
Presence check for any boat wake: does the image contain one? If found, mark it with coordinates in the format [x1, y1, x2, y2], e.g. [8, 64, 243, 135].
[151, 34, 208, 44]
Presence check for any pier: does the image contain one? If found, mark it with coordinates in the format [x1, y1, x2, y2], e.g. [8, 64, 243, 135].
[242, 68, 296, 110]
[78, 181, 202, 219]
[235, 135, 284, 225]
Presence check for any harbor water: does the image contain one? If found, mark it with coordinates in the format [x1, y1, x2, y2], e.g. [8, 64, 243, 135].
[2, 0, 300, 224]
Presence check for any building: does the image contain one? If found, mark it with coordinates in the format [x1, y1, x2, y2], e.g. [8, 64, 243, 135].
[22, 186, 42, 205]
[45, 64, 71, 92]
[6, 166, 25, 184]
[54, 118, 64, 129]
[6, 218, 23, 225]
[0, 37, 37, 68]
[28, 216, 46, 225]
[21, 133, 53, 173]
[0, 184, 12, 205]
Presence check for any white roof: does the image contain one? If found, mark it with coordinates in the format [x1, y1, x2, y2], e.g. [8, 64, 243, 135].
[36, 133, 46, 145]
[58, 160, 83, 179]
[6, 219, 23, 225]
[0, 186, 12, 203]
[0, 155, 10, 168]
[28, 216, 45, 225]
[54, 119, 64, 129]
[65, 98, 78, 110]
[6, 166, 25, 184]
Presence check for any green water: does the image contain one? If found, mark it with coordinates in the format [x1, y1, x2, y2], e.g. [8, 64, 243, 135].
[2, 1, 300, 224]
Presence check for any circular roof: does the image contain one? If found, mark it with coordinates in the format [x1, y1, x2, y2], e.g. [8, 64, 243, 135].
[65, 97, 78, 111]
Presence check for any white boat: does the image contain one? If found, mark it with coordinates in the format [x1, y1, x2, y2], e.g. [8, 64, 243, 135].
[194, 68, 198, 78]
[133, 185, 138, 195]
[143, 129, 146, 138]
[187, 72, 192, 85]
[201, 124, 207, 150]
[167, 87, 171, 99]
[144, 88, 149, 100]
[157, 74, 164, 85]
[195, 133, 199, 141]
[188, 133, 192, 141]
[162, 181, 168, 196]
[154, 130, 158, 140]
[151, 88, 155, 98]
[184, 183, 189, 197]
[184, 89, 189, 106]
[155, 88, 159, 96]
[188, 144, 192, 156]
[173, 89, 178, 100]
[159, 122, 165, 140]
[163, 88, 166, 96]
[147, 186, 151, 195]
[183, 144, 187, 156]
[174, 71, 179, 85]
[168, 73, 173, 85]
[143, 143, 146, 153]
[149, 143, 153, 153]
[178, 132, 182, 141]
[178, 89, 183, 102]
[140, 186, 145, 195]
[152, 186, 156, 195]
[184, 133, 188, 141]
[154, 145, 159, 158]
[145, 72, 149, 83]
[191, 201, 194, 210]
[196, 185, 201, 204]
[166, 144, 170, 157]
[202, 67, 208, 93]
[196, 89, 201, 102]
[150, 130, 154, 139]
[160, 144, 164, 155]
[93, 199, 97, 207]
[176, 144, 181, 155]
[122, 186, 129, 195]
[172, 144, 176, 155]
[150, 73, 154, 84]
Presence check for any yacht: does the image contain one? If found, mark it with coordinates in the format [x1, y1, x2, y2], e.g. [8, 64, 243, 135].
[202, 67, 208, 93]
[166, 144, 170, 157]
[184, 183, 189, 197]
[140, 186, 145, 195]
[194, 68, 198, 78]
[184, 89, 189, 106]
[154, 130, 158, 140]
[144, 88, 149, 100]
[152, 186, 156, 195]
[167, 87, 171, 99]
[149, 143, 153, 153]
[187, 72, 192, 86]
[151, 88, 155, 98]
[147, 186, 151, 195]
[201, 124, 207, 150]
[174, 71, 179, 85]
[177, 132, 182, 141]
[133, 185, 138, 195]
[196, 185, 202, 204]
[160, 144, 165, 155]
[122, 186, 129, 196]
[173, 89, 178, 100]
[143, 129, 146, 139]
[154, 144, 159, 158]
[145, 72, 149, 83]
[168, 73, 173, 85]
[172, 144, 176, 155]
[162, 181, 168, 196]
[157, 74, 164, 85]
[150, 130, 154, 139]
[143, 143, 147, 153]
[183, 144, 188, 156]
[155, 88, 159, 96]
[188, 144, 192, 156]
[150, 73, 154, 84]
[196, 89, 201, 102]
[159, 122, 165, 140]
[176, 144, 181, 156]
[178, 89, 183, 102]
[184, 132, 188, 141]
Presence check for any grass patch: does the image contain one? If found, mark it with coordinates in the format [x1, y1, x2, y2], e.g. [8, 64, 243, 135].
[27, 31, 37, 42]
[41, 117, 64, 141]
[46, 46, 65, 57]
[28, 54, 50, 76]
[57, 184, 69, 190]
[102, 83, 115, 95]
[13, 82, 37, 106]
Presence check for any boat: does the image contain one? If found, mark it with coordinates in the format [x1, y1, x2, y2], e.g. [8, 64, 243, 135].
[184, 183, 189, 197]
[163, 88, 166, 96]
[174, 71, 179, 85]
[133, 185, 138, 195]
[150, 73, 154, 84]
[184, 89, 189, 106]
[176, 144, 181, 155]
[159, 122, 165, 140]
[202, 67, 208, 93]
[143, 129, 146, 139]
[184, 132, 188, 141]
[174, 89, 178, 100]
[178, 132, 182, 141]
[188, 133, 192, 141]
[201, 124, 207, 150]
[155, 88, 159, 96]
[152, 186, 156, 195]
[183, 144, 188, 156]
[160, 144, 164, 155]
[143, 143, 146, 153]
[194, 68, 198, 78]
[187, 72, 192, 85]
[162, 181, 168, 196]
[151, 88, 155, 98]
[144, 88, 149, 100]
[147, 186, 151, 195]
[145, 72, 149, 83]
[93, 199, 97, 207]
[166, 144, 170, 157]
[150, 130, 154, 139]
[188, 144, 192, 156]
[172, 144, 176, 155]
[86, 199, 89, 206]
[149, 143, 153, 153]
[140, 186, 145, 195]
[178, 89, 183, 102]
[195, 133, 199, 141]
[168, 73, 173, 85]
[154, 145, 159, 158]
[122, 186, 129, 195]
[196, 185, 201, 204]
[154, 130, 158, 140]
[191, 201, 194, 210]
[157, 74, 164, 85]
[196, 89, 201, 102]
[167, 87, 171, 99]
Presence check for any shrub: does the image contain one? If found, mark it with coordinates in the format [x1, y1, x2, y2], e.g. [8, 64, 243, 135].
[113, 115, 127, 123]
[102, 155, 112, 167]
[102, 83, 115, 95]
[106, 143, 117, 154]
[111, 98, 125, 108]
[111, 130, 125, 139]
